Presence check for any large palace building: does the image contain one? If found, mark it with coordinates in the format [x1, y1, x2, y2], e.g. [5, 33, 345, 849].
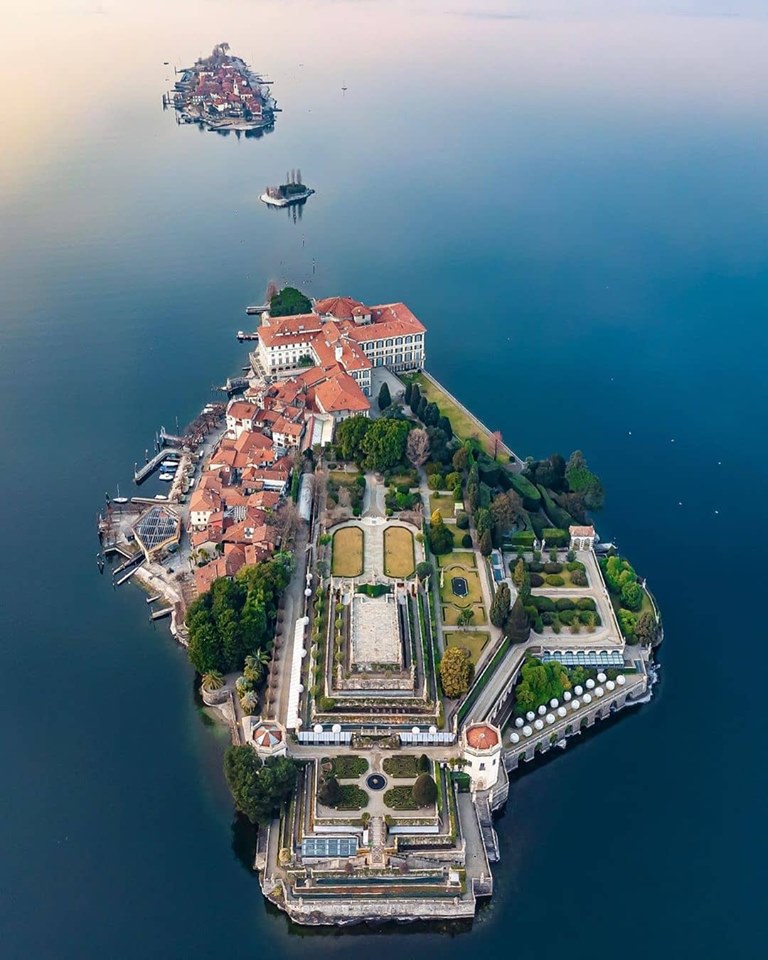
[254, 296, 427, 392]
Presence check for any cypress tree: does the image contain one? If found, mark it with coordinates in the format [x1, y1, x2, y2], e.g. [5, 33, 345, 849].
[505, 597, 531, 644]
[479, 528, 493, 556]
[378, 381, 392, 411]
[404, 381, 413, 406]
[490, 582, 511, 628]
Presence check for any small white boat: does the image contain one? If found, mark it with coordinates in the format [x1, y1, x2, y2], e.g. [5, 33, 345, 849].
[155, 494, 168, 501]
[113, 484, 128, 505]
[161, 461, 179, 469]
[158, 472, 175, 482]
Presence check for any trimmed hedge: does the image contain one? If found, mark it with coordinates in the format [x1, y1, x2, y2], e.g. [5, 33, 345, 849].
[530, 573, 544, 587]
[509, 473, 542, 511]
[511, 531, 535, 547]
[542, 527, 569, 548]
[545, 574, 565, 587]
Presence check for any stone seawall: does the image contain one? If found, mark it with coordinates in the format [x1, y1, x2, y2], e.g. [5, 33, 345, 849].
[262, 882, 476, 925]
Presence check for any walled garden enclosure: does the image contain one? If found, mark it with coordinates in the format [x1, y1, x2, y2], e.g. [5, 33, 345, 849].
[383, 526, 415, 578]
[332, 527, 364, 577]
[445, 631, 489, 665]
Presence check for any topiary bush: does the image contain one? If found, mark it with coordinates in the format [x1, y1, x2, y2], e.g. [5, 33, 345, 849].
[456, 512, 470, 530]
[412, 773, 438, 807]
[570, 569, 588, 587]
[545, 574, 565, 587]
[576, 597, 596, 611]
[556, 598, 575, 611]
[530, 573, 544, 588]
[533, 595, 556, 612]
[461, 533, 473, 548]
[558, 609, 576, 625]
[543, 562, 563, 574]
[528, 561, 544, 573]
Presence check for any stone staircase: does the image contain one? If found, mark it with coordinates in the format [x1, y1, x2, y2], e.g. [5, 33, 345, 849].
[370, 816, 386, 866]
[475, 795, 500, 863]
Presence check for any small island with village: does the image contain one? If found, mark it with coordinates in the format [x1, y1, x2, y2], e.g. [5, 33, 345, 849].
[98, 286, 662, 927]
[165, 43, 277, 132]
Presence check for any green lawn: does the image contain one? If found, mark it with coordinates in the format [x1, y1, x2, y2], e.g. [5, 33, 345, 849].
[383, 526, 415, 578]
[451, 526, 468, 548]
[429, 493, 456, 520]
[445, 631, 490, 665]
[438, 562, 483, 608]
[332, 527, 364, 577]
[410, 372, 508, 461]
[442, 603, 486, 627]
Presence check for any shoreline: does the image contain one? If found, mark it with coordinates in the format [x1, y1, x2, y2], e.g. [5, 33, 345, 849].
[105, 354, 659, 929]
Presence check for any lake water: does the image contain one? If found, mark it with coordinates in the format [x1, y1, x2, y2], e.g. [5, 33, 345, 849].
[0, 2, 764, 957]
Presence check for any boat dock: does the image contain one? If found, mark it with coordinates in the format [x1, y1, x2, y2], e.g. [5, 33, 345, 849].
[134, 448, 181, 484]
[150, 607, 173, 621]
[246, 302, 269, 315]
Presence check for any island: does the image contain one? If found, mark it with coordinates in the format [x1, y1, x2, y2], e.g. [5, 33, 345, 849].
[98, 288, 661, 926]
[166, 43, 277, 132]
[261, 170, 315, 208]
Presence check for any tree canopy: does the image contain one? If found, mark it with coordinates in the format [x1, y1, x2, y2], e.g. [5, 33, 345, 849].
[406, 428, 430, 468]
[412, 773, 437, 807]
[504, 596, 531, 644]
[514, 657, 572, 715]
[223, 747, 298, 824]
[186, 553, 294, 674]
[566, 450, 605, 511]
[269, 286, 312, 317]
[490, 582, 511, 628]
[377, 381, 392, 411]
[361, 417, 410, 471]
[440, 645, 473, 699]
[334, 415, 371, 461]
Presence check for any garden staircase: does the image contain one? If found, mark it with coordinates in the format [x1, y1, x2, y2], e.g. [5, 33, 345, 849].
[370, 816, 386, 866]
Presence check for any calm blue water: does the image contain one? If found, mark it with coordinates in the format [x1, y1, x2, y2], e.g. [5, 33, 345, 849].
[0, 2, 764, 957]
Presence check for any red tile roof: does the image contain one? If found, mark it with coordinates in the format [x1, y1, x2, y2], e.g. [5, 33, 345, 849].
[465, 723, 500, 750]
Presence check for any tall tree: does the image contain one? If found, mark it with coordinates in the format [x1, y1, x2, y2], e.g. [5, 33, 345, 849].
[440, 646, 473, 699]
[335, 415, 371, 461]
[490, 582, 511, 628]
[406, 427, 430, 468]
[361, 418, 410, 471]
[634, 610, 659, 646]
[490, 490, 524, 541]
[452, 446, 469, 472]
[377, 381, 392, 411]
[479, 528, 493, 556]
[512, 558, 530, 601]
[505, 597, 531, 644]
[223, 748, 298, 824]
[566, 450, 605, 511]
